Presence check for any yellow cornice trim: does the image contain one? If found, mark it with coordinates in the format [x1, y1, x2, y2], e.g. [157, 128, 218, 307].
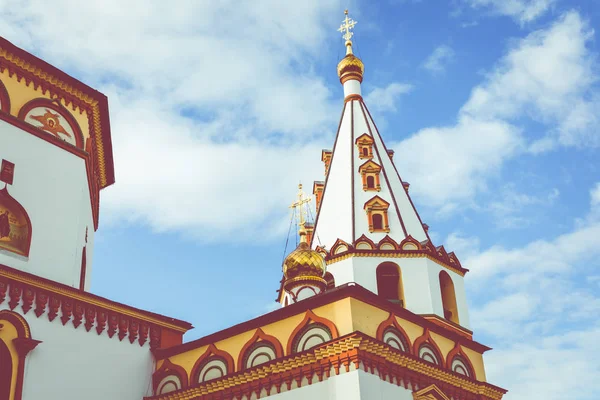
[326, 252, 466, 277]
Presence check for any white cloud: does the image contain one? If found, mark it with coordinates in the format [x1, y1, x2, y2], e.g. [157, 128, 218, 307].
[487, 185, 560, 228]
[450, 184, 600, 399]
[423, 45, 455, 75]
[393, 11, 599, 209]
[465, 0, 556, 24]
[0, 0, 345, 239]
[364, 83, 413, 113]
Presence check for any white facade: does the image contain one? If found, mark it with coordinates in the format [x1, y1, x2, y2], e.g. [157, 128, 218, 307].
[0, 302, 154, 400]
[327, 256, 471, 329]
[266, 367, 414, 400]
[0, 119, 94, 289]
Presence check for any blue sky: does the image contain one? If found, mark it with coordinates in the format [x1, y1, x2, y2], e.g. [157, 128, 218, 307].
[2, 0, 600, 398]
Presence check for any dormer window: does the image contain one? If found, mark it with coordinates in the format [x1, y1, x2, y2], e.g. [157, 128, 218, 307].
[358, 160, 381, 192]
[364, 196, 390, 233]
[313, 181, 324, 212]
[355, 133, 374, 159]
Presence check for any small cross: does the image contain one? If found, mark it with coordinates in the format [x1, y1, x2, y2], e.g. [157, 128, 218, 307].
[290, 183, 312, 227]
[338, 9, 357, 42]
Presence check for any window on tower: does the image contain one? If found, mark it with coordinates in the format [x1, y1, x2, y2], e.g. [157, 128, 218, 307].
[376, 262, 405, 307]
[367, 175, 375, 188]
[372, 213, 383, 230]
[364, 196, 390, 233]
[439, 271, 459, 324]
[359, 160, 381, 192]
[355, 133, 374, 160]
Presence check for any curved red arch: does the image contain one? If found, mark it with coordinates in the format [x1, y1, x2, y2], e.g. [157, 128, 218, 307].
[286, 309, 339, 354]
[152, 358, 189, 393]
[0, 188, 33, 257]
[413, 328, 445, 367]
[18, 98, 84, 149]
[446, 342, 477, 380]
[375, 313, 413, 354]
[190, 344, 235, 384]
[237, 328, 284, 371]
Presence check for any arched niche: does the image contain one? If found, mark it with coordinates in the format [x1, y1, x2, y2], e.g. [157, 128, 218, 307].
[152, 358, 188, 395]
[190, 344, 235, 384]
[0, 79, 10, 113]
[238, 329, 284, 371]
[0, 310, 41, 400]
[0, 187, 32, 257]
[439, 271, 459, 324]
[376, 262, 405, 307]
[18, 98, 84, 149]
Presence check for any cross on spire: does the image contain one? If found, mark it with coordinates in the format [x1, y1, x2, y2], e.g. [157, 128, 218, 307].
[338, 9, 357, 43]
[290, 183, 312, 228]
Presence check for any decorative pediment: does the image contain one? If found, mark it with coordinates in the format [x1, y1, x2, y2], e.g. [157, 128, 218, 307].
[377, 235, 399, 251]
[313, 181, 325, 211]
[412, 384, 450, 400]
[364, 195, 390, 211]
[358, 160, 381, 174]
[400, 235, 422, 251]
[354, 234, 375, 250]
[331, 239, 351, 255]
[354, 133, 374, 145]
[315, 245, 328, 258]
[321, 149, 332, 175]
[355, 133, 374, 159]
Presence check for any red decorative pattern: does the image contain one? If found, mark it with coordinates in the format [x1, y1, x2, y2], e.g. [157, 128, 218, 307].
[21, 288, 34, 314]
[0, 264, 191, 349]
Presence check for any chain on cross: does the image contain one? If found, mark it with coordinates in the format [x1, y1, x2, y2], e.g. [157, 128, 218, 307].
[338, 9, 357, 42]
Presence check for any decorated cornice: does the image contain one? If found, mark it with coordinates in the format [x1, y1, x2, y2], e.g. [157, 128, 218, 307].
[146, 332, 506, 400]
[161, 282, 488, 362]
[0, 37, 115, 190]
[324, 235, 468, 277]
[0, 263, 192, 348]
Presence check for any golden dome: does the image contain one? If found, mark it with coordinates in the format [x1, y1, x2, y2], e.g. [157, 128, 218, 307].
[337, 53, 364, 84]
[283, 242, 326, 280]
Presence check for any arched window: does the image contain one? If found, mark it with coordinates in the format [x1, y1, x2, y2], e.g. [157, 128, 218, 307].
[242, 342, 277, 370]
[366, 175, 375, 189]
[451, 356, 472, 377]
[439, 271, 459, 324]
[376, 263, 405, 307]
[324, 272, 335, 290]
[196, 357, 228, 383]
[0, 340, 11, 400]
[291, 323, 333, 353]
[372, 213, 383, 230]
[382, 327, 409, 352]
[0, 187, 32, 257]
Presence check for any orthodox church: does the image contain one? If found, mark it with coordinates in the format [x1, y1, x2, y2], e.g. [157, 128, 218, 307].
[0, 11, 507, 400]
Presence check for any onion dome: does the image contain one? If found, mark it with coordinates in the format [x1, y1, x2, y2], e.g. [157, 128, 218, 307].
[337, 53, 364, 84]
[283, 241, 326, 280]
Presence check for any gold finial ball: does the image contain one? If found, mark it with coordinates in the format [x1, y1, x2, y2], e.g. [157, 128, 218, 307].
[283, 242, 326, 280]
[337, 54, 364, 84]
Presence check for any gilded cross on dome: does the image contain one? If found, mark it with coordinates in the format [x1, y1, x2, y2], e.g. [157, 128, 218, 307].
[338, 10, 357, 43]
[289, 184, 312, 228]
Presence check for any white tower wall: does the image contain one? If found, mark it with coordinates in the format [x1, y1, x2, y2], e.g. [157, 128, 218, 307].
[0, 119, 94, 289]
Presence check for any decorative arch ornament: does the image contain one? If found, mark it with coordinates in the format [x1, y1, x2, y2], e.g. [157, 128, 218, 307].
[413, 329, 445, 367]
[287, 309, 339, 354]
[153, 358, 189, 395]
[0, 187, 32, 257]
[190, 344, 235, 384]
[446, 342, 476, 379]
[18, 98, 85, 149]
[237, 328, 284, 371]
[412, 384, 450, 400]
[0, 79, 10, 113]
[0, 310, 41, 400]
[375, 313, 412, 354]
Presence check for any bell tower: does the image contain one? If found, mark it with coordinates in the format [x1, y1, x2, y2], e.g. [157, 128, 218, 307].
[311, 11, 471, 330]
[0, 37, 115, 290]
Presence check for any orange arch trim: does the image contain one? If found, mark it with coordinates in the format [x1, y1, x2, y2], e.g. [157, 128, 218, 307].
[152, 358, 189, 393]
[286, 310, 339, 354]
[413, 328, 445, 366]
[446, 342, 477, 379]
[190, 344, 235, 384]
[375, 313, 413, 355]
[237, 328, 284, 371]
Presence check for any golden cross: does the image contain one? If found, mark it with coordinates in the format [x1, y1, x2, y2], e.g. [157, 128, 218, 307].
[289, 183, 312, 227]
[338, 9, 357, 42]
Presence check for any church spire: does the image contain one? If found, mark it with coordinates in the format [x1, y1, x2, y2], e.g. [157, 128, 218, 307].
[336, 10, 365, 100]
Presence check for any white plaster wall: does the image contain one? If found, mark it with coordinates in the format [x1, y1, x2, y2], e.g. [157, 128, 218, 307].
[314, 102, 354, 248]
[264, 368, 414, 400]
[0, 120, 93, 288]
[351, 101, 406, 245]
[425, 260, 471, 329]
[343, 80, 361, 97]
[326, 256, 471, 329]
[1, 304, 154, 400]
[362, 102, 428, 243]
